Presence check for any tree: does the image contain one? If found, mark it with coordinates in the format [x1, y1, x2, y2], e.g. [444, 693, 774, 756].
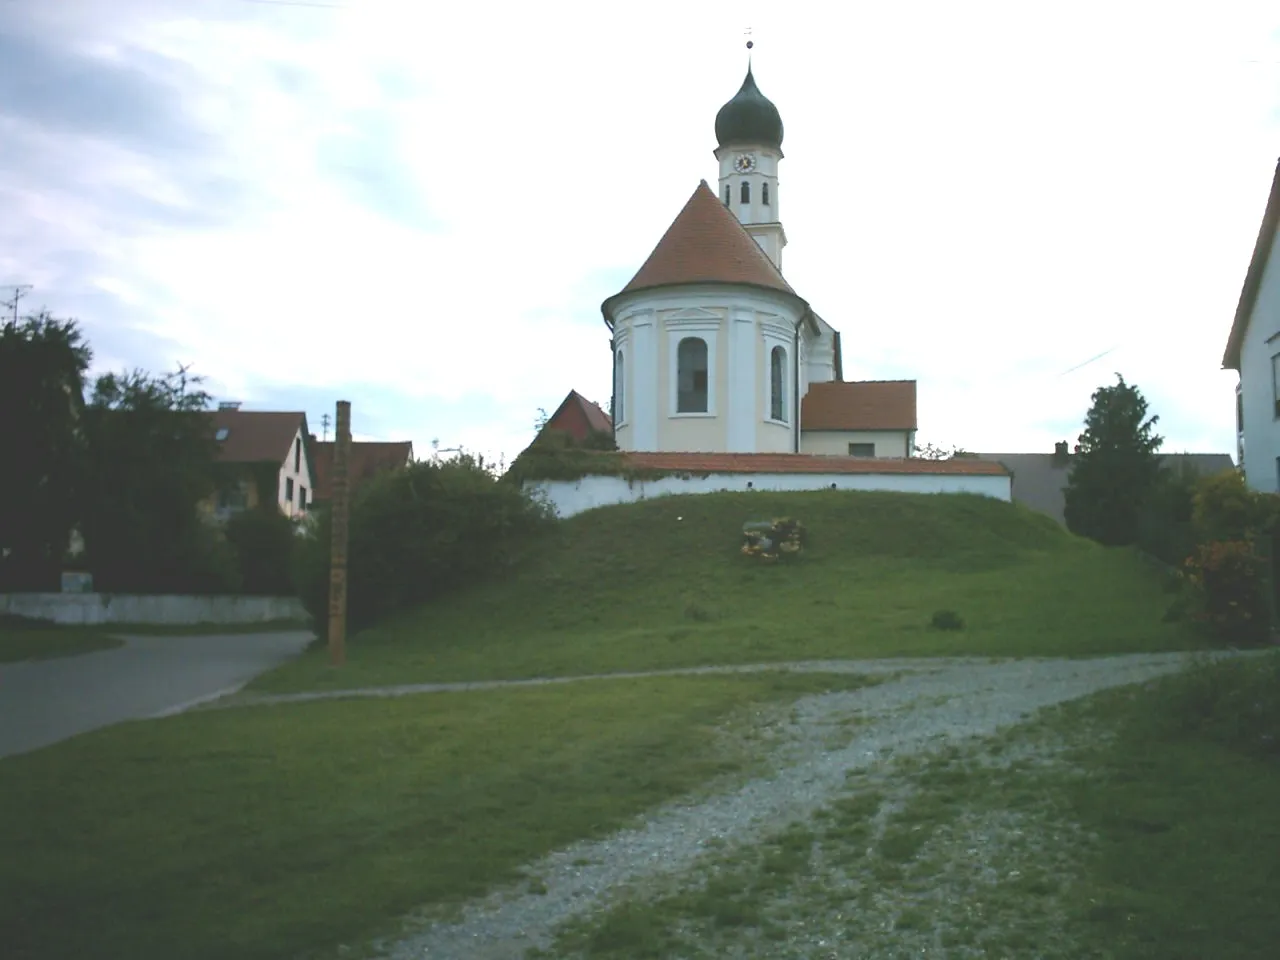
[0, 312, 91, 589]
[913, 441, 971, 460]
[79, 367, 239, 593]
[1064, 374, 1164, 546]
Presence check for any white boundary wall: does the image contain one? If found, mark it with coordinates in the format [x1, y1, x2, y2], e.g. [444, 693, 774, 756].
[529, 471, 1012, 520]
[0, 593, 306, 626]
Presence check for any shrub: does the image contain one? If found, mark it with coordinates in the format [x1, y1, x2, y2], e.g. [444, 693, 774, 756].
[930, 609, 964, 631]
[1192, 469, 1278, 543]
[224, 508, 299, 596]
[294, 455, 554, 632]
[1181, 540, 1270, 646]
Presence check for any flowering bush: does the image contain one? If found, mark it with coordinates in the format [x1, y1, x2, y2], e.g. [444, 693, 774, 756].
[741, 518, 807, 561]
[1181, 540, 1270, 646]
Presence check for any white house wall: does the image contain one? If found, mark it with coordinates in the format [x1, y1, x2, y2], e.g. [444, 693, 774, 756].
[1239, 219, 1280, 491]
[530, 471, 1011, 520]
[801, 430, 911, 458]
[276, 426, 314, 516]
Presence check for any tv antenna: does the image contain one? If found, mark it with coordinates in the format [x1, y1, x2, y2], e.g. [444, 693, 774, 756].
[1, 284, 32, 323]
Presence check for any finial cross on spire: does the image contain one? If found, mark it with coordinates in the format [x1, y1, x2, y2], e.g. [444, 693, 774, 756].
[744, 25, 753, 53]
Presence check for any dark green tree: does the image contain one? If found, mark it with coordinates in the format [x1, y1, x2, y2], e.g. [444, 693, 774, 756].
[1064, 374, 1164, 546]
[80, 367, 239, 593]
[0, 312, 91, 589]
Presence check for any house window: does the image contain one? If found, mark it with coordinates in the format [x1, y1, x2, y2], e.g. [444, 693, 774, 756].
[299, 485, 307, 509]
[740, 181, 750, 204]
[677, 337, 709, 413]
[723, 184, 730, 206]
[770, 346, 786, 421]
[294, 437, 301, 472]
[286, 477, 294, 504]
[848, 442, 876, 457]
[615, 349, 625, 424]
[215, 427, 229, 441]
[762, 182, 771, 206]
[1237, 387, 1245, 434]
[1273, 354, 1280, 417]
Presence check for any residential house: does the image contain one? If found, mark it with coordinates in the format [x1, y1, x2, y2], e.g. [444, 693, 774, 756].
[203, 404, 314, 521]
[972, 443, 1235, 526]
[309, 439, 414, 506]
[537, 390, 613, 444]
[1223, 157, 1280, 490]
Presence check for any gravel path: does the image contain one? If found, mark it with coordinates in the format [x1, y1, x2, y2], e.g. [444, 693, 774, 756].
[374, 650, 1249, 960]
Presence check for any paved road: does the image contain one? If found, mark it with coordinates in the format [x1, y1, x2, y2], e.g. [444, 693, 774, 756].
[0, 631, 313, 758]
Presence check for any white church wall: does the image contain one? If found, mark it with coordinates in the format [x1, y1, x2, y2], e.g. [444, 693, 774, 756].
[530, 471, 1012, 520]
[610, 285, 806, 455]
[801, 430, 912, 458]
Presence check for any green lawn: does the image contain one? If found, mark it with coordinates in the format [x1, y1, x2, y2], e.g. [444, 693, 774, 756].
[1060, 652, 1280, 958]
[254, 490, 1198, 693]
[0, 670, 873, 960]
[0, 625, 123, 662]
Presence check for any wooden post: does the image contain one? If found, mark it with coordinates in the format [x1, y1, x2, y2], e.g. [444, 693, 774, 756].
[328, 401, 352, 667]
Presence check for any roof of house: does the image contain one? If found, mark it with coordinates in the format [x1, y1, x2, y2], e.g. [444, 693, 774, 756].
[971, 451, 1236, 525]
[801, 380, 918, 431]
[547, 390, 612, 434]
[623, 452, 1007, 476]
[1223, 156, 1280, 371]
[209, 409, 306, 464]
[606, 181, 798, 311]
[310, 440, 414, 502]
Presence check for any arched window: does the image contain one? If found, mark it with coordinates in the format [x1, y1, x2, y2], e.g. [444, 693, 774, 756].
[723, 184, 730, 206]
[614, 349, 625, 424]
[740, 181, 750, 204]
[762, 182, 771, 206]
[770, 346, 786, 421]
[677, 337, 708, 413]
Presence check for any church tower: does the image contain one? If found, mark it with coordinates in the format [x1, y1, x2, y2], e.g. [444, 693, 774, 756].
[713, 58, 787, 271]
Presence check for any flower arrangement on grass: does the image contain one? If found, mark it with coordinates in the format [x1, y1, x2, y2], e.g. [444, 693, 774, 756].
[741, 518, 807, 561]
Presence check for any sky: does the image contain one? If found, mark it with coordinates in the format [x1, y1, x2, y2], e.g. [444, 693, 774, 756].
[2, 0, 1278, 465]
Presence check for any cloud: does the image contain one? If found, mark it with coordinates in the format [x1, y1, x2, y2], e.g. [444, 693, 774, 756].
[0, 0, 1277, 471]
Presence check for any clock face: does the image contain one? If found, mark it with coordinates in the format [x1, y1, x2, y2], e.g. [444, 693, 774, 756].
[733, 154, 756, 173]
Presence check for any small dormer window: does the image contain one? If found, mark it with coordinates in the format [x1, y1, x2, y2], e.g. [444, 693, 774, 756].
[762, 182, 770, 206]
[740, 181, 750, 204]
[215, 427, 229, 441]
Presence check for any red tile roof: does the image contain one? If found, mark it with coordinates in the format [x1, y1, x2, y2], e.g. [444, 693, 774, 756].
[802, 380, 917, 431]
[622, 452, 1006, 476]
[540, 390, 612, 442]
[209, 410, 306, 464]
[611, 181, 797, 302]
[311, 440, 414, 502]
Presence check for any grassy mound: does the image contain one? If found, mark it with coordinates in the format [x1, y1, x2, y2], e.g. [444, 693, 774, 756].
[256, 490, 1198, 691]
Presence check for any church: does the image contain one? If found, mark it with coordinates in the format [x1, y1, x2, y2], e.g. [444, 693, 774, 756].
[602, 60, 918, 458]
[530, 56, 1011, 517]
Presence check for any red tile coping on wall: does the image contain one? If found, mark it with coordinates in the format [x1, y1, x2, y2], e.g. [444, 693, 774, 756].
[621, 452, 1009, 476]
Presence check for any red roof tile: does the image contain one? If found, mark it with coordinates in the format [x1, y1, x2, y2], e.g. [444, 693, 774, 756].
[802, 380, 917, 431]
[209, 410, 306, 464]
[611, 181, 796, 302]
[311, 440, 414, 502]
[622, 452, 1006, 476]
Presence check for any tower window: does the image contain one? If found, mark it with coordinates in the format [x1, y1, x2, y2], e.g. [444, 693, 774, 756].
[770, 346, 786, 422]
[740, 181, 750, 204]
[723, 184, 730, 206]
[762, 182, 770, 206]
[615, 349, 625, 424]
[676, 337, 708, 413]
